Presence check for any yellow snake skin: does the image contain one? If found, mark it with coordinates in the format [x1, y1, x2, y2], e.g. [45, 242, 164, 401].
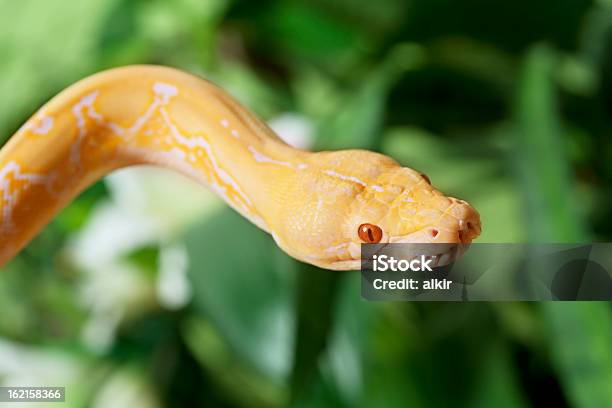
[0, 66, 481, 270]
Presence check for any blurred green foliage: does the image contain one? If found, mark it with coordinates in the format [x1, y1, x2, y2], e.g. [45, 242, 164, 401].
[1, 0, 612, 407]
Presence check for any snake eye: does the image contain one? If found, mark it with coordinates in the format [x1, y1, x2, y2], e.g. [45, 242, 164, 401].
[421, 173, 431, 184]
[358, 223, 383, 243]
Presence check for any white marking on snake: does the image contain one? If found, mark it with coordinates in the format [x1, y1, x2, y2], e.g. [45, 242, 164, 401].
[0, 161, 54, 233]
[128, 82, 177, 134]
[248, 146, 293, 168]
[26, 116, 54, 135]
[88, 108, 126, 136]
[71, 90, 129, 163]
[160, 108, 252, 207]
[372, 185, 384, 192]
[220, 119, 229, 128]
[169, 147, 187, 160]
[231, 129, 239, 138]
[154, 82, 178, 102]
[323, 170, 367, 188]
[324, 242, 348, 254]
[71, 91, 99, 163]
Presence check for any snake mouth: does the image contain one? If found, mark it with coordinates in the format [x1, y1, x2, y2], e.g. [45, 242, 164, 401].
[327, 259, 362, 271]
[325, 231, 472, 271]
[380, 241, 468, 268]
[327, 242, 468, 271]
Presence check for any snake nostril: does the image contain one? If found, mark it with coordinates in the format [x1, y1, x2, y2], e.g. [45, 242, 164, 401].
[459, 220, 480, 243]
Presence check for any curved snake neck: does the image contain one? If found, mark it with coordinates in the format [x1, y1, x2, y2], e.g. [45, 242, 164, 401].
[0, 65, 481, 270]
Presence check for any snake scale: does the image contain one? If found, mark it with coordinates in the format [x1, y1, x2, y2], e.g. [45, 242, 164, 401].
[0, 66, 481, 270]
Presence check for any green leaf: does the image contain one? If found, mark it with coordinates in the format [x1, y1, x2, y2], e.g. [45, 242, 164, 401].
[0, 0, 122, 140]
[184, 208, 296, 384]
[543, 303, 612, 408]
[513, 44, 588, 242]
[319, 44, 425, 151]
[263, 2, 361, 61]
[514, 44, 612, 408]
[289, 265, 343, 403]
[469, 340, 529, 408]
[182, 316, 287, 407]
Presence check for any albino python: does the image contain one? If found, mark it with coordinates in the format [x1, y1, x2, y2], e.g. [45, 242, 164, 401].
[0, 66, 481, 270]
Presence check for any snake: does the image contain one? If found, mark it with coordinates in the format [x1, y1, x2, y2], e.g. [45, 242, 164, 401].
[0, 66, 481, 270]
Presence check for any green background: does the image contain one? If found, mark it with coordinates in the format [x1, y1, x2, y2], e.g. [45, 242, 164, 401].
[1, 0, 612, 406]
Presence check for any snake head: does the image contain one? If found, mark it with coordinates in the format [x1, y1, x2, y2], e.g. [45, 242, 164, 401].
[324, 166, 482, 270]
[265, 150, 480, 271]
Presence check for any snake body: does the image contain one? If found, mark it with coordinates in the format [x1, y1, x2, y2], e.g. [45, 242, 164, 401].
[0, 66, 481, 270]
